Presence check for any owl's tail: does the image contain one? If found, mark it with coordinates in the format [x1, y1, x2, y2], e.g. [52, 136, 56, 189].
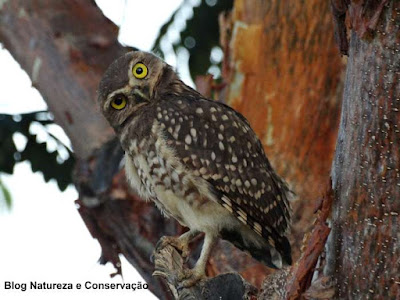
[268, 235, 292, 269]
[220, 227, 292, 269]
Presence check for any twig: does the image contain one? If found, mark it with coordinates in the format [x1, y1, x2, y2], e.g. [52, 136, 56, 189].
[285, 182, 334, 299]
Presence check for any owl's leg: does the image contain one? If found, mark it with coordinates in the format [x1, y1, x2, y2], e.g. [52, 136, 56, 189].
[178, 232, 217, 288]
[156, 229, 199, 260]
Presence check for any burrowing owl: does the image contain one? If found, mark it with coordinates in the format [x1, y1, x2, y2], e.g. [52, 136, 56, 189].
[98, 51, 292, 287]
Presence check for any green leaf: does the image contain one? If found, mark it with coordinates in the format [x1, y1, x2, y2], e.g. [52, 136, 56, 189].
[0, 178, 12, 210]
[152, 0, 233, 80]
[0, 111, 74, 192]
[0, 134, 17, 174]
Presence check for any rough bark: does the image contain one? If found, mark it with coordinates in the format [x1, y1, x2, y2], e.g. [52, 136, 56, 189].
[327, 0, 400, 298]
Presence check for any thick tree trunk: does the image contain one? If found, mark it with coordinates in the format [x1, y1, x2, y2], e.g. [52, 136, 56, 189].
[327, 1, 400, 298]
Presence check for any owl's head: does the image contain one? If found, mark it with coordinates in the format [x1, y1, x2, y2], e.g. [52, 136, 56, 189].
[98, 51, 177, 130]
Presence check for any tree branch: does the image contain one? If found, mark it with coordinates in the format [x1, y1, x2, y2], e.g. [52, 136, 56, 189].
[285, 183, 334, 299]
[0, 0, 124, 158]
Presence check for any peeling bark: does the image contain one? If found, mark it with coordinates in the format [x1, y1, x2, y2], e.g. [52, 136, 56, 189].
[285, 184, 333, 299]
[327, 1, 400, 298]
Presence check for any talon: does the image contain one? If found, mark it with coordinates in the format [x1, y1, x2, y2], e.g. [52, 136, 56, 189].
[181, 247, 190, 261]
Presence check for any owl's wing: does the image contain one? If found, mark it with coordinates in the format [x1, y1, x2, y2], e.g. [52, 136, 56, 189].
[156, 96, 291, 254]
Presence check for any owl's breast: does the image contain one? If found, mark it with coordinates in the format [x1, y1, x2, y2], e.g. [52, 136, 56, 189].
[123, 132, 236, 233]
[123, 135, 193, 221]
[124, 150, 155, 200]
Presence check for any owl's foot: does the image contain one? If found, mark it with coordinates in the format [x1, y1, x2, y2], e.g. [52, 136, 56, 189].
[155, 236, 190, 260]
[177, 267, 207, 289]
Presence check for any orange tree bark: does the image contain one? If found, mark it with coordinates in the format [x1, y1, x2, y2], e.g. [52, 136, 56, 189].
[222, 0, 343, 262]
[326, 0, 400, 298]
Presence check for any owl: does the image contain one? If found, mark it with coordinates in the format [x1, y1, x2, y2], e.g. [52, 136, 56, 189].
[98, 51, 292, 287]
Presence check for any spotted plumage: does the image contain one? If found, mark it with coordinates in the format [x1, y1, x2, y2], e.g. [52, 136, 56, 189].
[98, 51, 292, 286]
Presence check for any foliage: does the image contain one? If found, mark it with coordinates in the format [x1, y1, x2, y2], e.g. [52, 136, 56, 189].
[0, 112, 74, 191]
[152, 0, 233, 80]
[0, 178, 11, 210]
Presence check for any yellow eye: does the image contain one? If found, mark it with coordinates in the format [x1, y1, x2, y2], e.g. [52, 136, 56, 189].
[111, 94, 127, 110]
[132, 63, 148, 79]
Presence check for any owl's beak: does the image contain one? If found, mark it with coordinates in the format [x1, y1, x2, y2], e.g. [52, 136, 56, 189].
[131, 86, 150, 102]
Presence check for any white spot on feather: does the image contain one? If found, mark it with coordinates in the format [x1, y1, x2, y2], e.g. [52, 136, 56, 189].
[211, 152, 216, 160]
[185, 135, 192, 145]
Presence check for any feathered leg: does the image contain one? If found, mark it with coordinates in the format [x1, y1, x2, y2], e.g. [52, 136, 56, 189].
[178, 232, 217, 288]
